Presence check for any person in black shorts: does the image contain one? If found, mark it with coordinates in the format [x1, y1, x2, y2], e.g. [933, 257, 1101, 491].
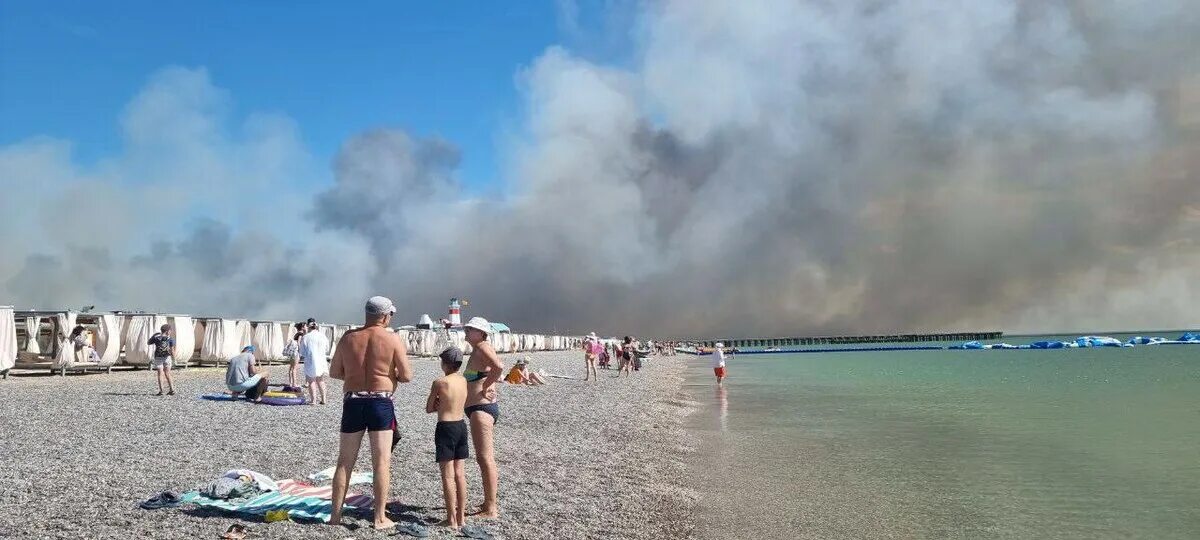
[425, 346, 469, 532]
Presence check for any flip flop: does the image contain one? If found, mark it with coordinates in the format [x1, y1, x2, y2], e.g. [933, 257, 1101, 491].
[139, 491, 181, 510]
[219, 523, 247, 540]
[391, 522, 430, 537]
[459, 525, 494, 539]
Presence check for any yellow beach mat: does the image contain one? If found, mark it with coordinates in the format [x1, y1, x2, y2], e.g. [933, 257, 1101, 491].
[262, 391, 301, 398]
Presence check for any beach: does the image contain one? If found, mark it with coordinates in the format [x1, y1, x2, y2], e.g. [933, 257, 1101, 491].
[0, 351, 697, 539]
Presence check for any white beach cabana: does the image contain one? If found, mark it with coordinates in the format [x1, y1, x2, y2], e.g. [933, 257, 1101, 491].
[197, 318, 243, 365]
[251, 320, 286, 364]
[120, 313, 194, 368]
[15, 310, 121, 375]
[161, 314, 195, 367]
[0, 307, 16, 378]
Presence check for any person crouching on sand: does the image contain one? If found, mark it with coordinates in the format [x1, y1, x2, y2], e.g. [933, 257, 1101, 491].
[712, 342, 727, 384]
[426, 346, 469, 532]
[226, 346, 268, 401]
[329, 296, 413, 529]
[462, 317, 503, 518]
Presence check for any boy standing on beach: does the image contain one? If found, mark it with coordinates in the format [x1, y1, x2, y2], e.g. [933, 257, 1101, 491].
[147, 324, 176, 396]
[425, 346, 469, 531]
[712, 342, 727, 384]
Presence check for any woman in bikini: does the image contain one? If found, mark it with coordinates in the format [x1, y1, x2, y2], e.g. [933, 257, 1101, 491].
[462, 317, 503, 518]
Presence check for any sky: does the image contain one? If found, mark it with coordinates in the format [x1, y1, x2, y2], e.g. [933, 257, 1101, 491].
[0, 1, 595, 192]
[1, 1, 1197, 338]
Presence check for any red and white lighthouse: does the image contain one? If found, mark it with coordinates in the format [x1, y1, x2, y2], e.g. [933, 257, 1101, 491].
[448, 298, 462, 327]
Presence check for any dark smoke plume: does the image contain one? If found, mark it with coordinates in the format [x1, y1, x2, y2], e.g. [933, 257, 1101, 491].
[4, 1, 1198, 337]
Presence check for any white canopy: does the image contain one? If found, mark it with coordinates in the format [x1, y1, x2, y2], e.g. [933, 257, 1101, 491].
[233, 319, 253, 352]
[52, 312, 78, 370]
[251, 321, 286, 361]
[0, 307, 16, 373]
[122, 314, 158, 366]
[159, 315, 195, 366]
[94, 313, 122, 367]
[200, 318, 241, 363]
[21, 316, 40, 354]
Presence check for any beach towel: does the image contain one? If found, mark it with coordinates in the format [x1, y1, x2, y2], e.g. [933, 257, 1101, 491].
[307, 467, 374, 485]
[179, 479, 372, 523]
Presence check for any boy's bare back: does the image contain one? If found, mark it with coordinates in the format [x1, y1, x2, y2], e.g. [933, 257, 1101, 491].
[433, 373, 467, 422]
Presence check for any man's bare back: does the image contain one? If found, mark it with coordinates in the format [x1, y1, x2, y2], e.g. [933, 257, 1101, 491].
[330, 326, 412, 393]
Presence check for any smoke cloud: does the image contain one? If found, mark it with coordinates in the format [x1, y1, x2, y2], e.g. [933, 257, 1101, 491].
[3, 1, 1198, 338]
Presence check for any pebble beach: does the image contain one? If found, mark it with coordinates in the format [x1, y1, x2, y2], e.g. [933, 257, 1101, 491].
[0, 351, 697, 539]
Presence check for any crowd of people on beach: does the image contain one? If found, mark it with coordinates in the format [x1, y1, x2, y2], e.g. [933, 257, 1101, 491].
[125, 296, 678, 534]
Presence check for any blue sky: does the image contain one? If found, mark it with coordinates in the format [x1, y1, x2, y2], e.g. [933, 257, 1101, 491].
[0, 1, 620, 191]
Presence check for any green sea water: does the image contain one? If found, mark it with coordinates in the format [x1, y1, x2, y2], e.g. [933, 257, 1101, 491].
[684, 339, 1200, 539]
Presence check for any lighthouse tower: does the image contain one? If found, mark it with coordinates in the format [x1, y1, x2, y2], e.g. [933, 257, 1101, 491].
[448, 298, 462, 327]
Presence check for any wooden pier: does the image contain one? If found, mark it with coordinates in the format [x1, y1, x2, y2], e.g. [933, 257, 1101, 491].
[694, 332, 1003, 349]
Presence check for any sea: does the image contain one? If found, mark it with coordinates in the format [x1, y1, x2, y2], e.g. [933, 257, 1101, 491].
[682, 333, 1200, 539]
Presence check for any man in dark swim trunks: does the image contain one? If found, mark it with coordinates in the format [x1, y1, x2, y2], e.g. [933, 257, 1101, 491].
[329, 296, 413, 530]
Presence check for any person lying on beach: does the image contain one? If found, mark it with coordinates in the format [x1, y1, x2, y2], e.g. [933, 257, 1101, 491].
[329, 296, 413, 530]
[426, 346, 469, 532]
[226, 346, 269, 401]
[462, 317, 503, 518]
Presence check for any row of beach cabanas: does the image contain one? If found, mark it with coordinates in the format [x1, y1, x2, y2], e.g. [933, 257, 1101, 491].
[0, 307, 583, 377]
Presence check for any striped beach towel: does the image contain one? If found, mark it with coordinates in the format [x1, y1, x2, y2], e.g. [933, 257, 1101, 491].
[179, 479, 373, 522]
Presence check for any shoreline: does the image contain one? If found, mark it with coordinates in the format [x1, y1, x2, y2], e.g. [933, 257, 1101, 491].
[0, 351, 698, 539]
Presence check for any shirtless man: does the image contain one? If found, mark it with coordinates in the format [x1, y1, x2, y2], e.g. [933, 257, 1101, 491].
[461, 317, 503, 518]
[329, 296, 413, 529]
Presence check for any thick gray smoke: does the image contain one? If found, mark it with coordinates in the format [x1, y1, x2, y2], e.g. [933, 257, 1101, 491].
[3, 1, 1199, 337]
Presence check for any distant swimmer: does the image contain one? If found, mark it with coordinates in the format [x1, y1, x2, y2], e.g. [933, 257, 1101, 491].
[712, 342, 727, 384]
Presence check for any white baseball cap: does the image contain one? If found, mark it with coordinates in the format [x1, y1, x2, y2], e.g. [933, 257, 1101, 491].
[463, 316, 491, 335]
[365, 296, 396, 315]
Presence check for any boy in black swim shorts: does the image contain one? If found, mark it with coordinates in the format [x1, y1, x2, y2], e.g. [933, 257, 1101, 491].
[425, 347, 469, 532]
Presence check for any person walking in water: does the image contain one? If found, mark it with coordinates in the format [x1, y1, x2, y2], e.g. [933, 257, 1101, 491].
[299, 320, 331, 404]
[712, 342, 727, 384]
[582, 332, 601, 382]
[147, 324, 176, 395]
[329, 296, 413, 530]
[462, 317, 503, 518]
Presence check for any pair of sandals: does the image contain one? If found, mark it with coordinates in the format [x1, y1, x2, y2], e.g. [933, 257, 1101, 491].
[155, 390, 175, 396]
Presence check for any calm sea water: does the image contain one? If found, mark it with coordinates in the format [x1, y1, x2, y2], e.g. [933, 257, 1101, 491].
[684, 338, 1200, 539]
